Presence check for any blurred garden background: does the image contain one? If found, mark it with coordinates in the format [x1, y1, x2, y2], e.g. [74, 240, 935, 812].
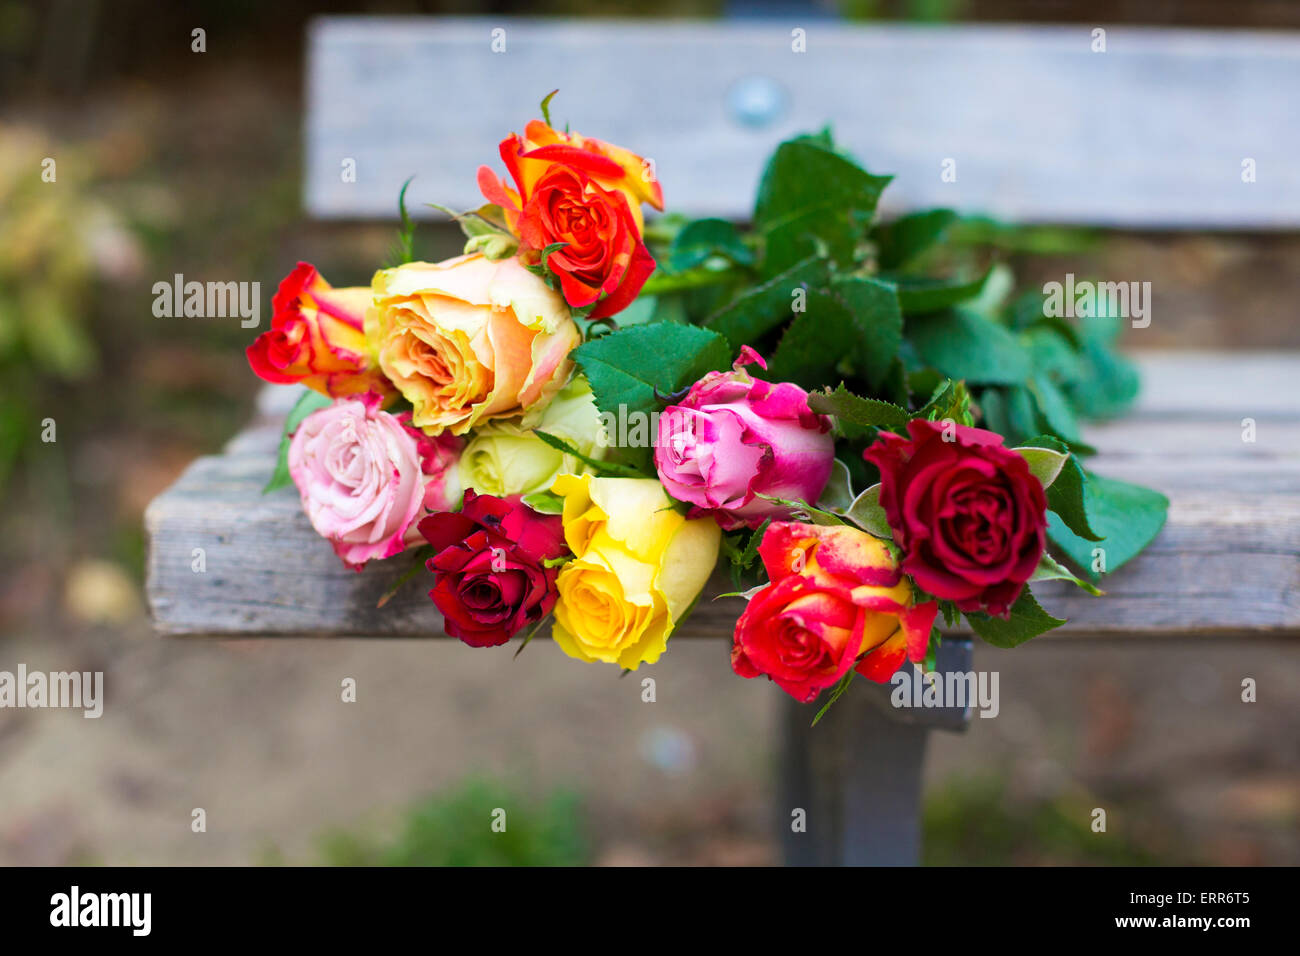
[0, 0, 1297, 865]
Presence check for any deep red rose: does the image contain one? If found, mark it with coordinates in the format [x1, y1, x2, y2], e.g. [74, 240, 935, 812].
[418, 491, 568, 647]
[864, 420, 1048, 618]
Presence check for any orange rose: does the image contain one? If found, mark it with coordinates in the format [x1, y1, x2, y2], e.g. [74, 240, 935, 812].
[477, 120, 663, 320]
[247, 262, 392, 399]
[731, 522, 939, 702]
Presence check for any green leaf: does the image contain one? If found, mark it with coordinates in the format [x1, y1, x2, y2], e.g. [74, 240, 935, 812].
[703, 254, 829, 350]
[1013, 445, 1068, 490]
[375, 545, 435, 609]
[964, 262, 1016, 318]
[1026, 323, 1086, 384]
[385, 176, 417, 268]
[890, 266, 993, 315]
[1017, 435, 1100, 541]
[521, 491, 565, 515]
[513, 611, 553, 659]
[766, 279, 902, 389]
[539, 89, 559, 127]
[908, 308, 1032, 385]
[1047, 472, 1168, 581]
[940, 601, 959, 628]
[845, 483, 892, 539]
[573, 323, 731, 421]
[966, 588, 1065, 648]
[755, 493, 846, 527]
[533, 430, 647, 479]
[1028, 374, 1082, 444]
[1067, 310, 1141, 420]
[669, 218, 755, 272]
[264, 389, 333, 493]
[754, 137, 891, 276]
[807, 384, 910, 432]
[873, 209, 957, 270]
[426, 202, 513, 242]
[817, 459, 855, 512]
[811, 670, 856, 726]
[917, 379, 972, 425]
[829, 275, 903, 386]
[1031, 551, 1104, 596]
[739, 518, 771, 571]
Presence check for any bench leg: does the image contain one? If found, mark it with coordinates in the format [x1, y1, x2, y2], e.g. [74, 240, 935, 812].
[778, 639, 973, 866]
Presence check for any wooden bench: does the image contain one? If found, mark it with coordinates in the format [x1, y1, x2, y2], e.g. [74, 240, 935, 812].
[147, 17, 1300, 866]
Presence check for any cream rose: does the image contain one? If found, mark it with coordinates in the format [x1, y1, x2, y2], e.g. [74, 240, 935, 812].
[460, 375, 606, 498]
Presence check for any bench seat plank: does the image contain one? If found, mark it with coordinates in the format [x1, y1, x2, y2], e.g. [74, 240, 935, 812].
[305, 18, 1300, 228]
[146, 352, 1300, 638]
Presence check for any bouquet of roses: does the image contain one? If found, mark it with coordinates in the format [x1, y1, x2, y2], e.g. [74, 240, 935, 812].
[247, 94, 1167, 712]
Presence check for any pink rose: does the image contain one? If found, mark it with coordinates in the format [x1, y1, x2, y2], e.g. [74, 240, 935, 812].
[289, 395, 462, 569]
[654, 347, 835, 531]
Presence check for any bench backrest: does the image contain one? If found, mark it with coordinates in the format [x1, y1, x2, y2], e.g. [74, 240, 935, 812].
[305, 17, 1300, 228]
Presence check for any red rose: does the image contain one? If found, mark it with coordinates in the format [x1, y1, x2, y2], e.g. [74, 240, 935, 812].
[418, 491, 568, 648]
[863, 420, 1048, 618]
[731, 522, 937, 702]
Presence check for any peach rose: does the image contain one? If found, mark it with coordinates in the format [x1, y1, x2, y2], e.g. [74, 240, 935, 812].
[365, 253, 580, 436]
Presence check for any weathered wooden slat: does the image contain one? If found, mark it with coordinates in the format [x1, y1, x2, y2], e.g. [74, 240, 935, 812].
[145, 353, 1300, 638]
[305, 18, 1300, 228]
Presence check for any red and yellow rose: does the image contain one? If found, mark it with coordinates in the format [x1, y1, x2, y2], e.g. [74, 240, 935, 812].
[477, 119, 663, 319]
[247, 262, 393, 399]
[731, 522, 938, 702]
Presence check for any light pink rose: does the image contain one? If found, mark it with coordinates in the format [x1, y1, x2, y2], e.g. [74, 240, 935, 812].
[289, 395, 462, 569]
[654, 347, 835, 531]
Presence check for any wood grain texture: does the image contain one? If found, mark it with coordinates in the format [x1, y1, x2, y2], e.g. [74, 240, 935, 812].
[145, 353, 1300, 638]
[305, 18, 1300, 228]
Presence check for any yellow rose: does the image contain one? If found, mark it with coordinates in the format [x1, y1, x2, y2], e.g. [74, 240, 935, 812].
[550, 474, 721, 670]
[365, 253, 580, 435]
[460, 376, 607, 497]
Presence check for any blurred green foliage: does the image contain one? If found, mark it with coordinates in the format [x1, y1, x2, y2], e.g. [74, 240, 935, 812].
[0, 125, 107, 487]
[922, 775, 1190, 866]
[312, 779, 590, 867]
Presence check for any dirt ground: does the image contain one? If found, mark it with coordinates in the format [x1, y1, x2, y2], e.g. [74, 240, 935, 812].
[3, 610, 1296, 865]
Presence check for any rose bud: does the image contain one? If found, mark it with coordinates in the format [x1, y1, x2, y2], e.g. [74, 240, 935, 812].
[477, 119, 662, 319]
[288, 396, 444, 569]
[418, 491, 568, 648]
[366, 253, 581, 436]
[864, 419, 1048, 618]
[247, 262, 393, 399]
[654, 347, 835, 531]
[731, 522, 939, 702]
